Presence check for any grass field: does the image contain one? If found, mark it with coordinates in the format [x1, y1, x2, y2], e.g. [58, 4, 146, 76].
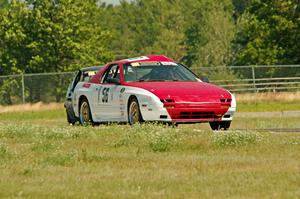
[0, 108, 299, 198]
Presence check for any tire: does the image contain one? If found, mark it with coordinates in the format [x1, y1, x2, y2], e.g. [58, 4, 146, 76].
[128, 97, 143, 125]
[209, 121, 231, 131]
[209, 121, 220, 131]
[79, 98, 93, 125]
[221, 121, 231, 130]
[66, 109, 77, 125]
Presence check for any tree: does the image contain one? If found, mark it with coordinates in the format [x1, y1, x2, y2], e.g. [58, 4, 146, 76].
[0, 0, 113, 103]
[0, 0, 9, 9]
[183, 0, 235, 80]
[102, 0, 235, 70]
[232, 0, 253, 18]
[234, 0, 300, 66]
[0, 0, 112, 75]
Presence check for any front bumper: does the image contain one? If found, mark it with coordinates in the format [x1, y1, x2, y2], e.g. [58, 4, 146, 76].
[140, 103, 235, 123]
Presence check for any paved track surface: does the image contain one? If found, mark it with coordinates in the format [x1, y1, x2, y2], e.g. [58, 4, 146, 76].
[236, 111, 300, 118]
[232, 128, 300, 133]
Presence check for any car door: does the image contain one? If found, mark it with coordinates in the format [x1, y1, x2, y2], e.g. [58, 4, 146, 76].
[67, 71, 81, 110]
[92, 64, 122, 121]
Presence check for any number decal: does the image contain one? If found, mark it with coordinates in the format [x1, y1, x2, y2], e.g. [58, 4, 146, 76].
[97, 86, 102, 103]
[102, 87, 110, 103]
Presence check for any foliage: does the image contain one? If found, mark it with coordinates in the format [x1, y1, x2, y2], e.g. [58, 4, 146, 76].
[234, 0, 300, 66]
[0, 0, 9, 9]
[0, 77, 22, 105]
[0, 0, 112, 75]
[0, 0, 113, 103]
[0, 0, 299, 74]
[100, 0, 236, 69]
[0, 0, 300, 104]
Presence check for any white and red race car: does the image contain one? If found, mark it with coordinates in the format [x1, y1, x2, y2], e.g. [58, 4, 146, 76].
[65, 55, 236, 130]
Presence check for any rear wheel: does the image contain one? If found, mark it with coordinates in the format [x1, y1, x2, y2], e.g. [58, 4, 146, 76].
[79, 99, 93, 125]
[209, 121, 231, 131]
[128, 98, 143, 125]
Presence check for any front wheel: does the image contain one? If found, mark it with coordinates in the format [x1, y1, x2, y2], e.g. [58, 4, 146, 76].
[128, 98, 143, 125]
[79, 99, 93, 125]
[209, 121, 231, 131]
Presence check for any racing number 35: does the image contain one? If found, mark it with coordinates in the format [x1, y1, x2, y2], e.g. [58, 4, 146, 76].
[102, 87, 110, 103]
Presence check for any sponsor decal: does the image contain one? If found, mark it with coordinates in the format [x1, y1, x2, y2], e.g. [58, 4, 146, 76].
[87, 71, 97, 76]
[160, 62, 177, 66]
[83, 83, 91, 88]
[131, 62, 140, 67]
[124, 56, 150, 62]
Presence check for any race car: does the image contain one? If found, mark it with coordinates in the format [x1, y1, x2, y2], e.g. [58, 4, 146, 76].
[64, 65, 103, 125]
[67, 55, 236, 130]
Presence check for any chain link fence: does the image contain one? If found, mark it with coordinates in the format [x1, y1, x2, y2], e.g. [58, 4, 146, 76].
[1, 65, 300, 105]
[0, 72, 74, 105]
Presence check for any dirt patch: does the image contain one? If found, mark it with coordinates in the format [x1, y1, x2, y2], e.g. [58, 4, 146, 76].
[0, 102, 64, 113]
[236, 92, 300, 103]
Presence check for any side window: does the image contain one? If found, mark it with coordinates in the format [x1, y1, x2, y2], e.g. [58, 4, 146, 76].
[101, 65, 120, 84]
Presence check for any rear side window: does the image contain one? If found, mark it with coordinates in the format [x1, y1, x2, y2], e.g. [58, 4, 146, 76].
[101, 64, 120, 83]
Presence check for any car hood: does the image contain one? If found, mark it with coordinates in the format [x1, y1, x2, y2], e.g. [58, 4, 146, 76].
[126, 82, 231, 102]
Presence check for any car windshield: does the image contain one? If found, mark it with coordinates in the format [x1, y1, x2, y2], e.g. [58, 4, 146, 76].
[123, 62, 198, 82]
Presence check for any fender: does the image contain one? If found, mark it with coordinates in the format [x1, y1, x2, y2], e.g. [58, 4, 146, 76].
[122, 86, 172, 121]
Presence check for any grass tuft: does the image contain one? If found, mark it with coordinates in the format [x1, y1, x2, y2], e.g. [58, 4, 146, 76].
[211, 131, 262, 147]
[149, 132, 174, 152]
[44, 152, 76, 167]
[285, 138, 300, 145]
[0, 143, 8, 158]
[31, 141, 59, 152]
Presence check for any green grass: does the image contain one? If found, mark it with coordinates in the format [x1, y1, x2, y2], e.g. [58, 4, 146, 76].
[0, 110, 299, 198]
[238, 101, 300, 112]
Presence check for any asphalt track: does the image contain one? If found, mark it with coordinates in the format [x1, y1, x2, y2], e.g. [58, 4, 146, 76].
[236, 111, 300, 118]
[191, 111, 300, 133]
[231, 128, 300, 133]
[231, 111, 300, 133]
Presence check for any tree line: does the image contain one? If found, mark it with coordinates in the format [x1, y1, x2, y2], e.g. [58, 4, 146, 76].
[0, 0, 299, 74]
[0, 0, 299, 104]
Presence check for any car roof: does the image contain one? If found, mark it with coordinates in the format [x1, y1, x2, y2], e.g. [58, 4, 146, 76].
[114, 55, 176, 65]
[80, 65, 104, 72]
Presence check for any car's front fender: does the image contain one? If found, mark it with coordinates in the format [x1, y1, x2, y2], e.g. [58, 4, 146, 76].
[122, 86, 171, 121]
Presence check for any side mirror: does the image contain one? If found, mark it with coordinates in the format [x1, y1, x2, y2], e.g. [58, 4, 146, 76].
[107, 78, 120, 85]
[201, 77, 210, 83]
